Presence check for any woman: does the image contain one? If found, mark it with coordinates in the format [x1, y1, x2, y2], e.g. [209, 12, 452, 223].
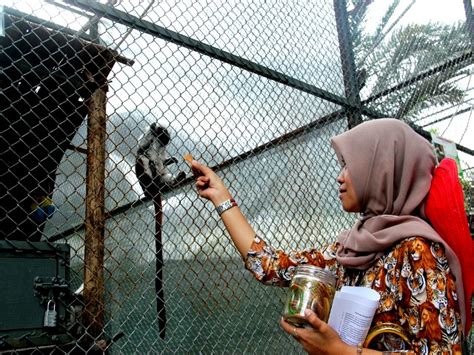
[191, 119, 470, 354]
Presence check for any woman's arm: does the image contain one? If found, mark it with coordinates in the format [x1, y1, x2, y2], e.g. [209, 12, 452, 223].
[191, 160, 330, 284]
[191, 160, 255, 258]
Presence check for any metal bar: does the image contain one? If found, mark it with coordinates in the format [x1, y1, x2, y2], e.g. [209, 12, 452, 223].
[3, 7, 133, 66]
[45, 0, 94, 18]
[76, 0, 117, 38]
[464, 0, 474, 51]
[413, 97, 474, 124]
[333, 0, 363, 128]
[420, 106, 472, 127]
[363, 51, 474, 105]
[89, 17, 99, 43]
[113, 0, 155, 51]
[2, 6, 94, 42]
[65, 0, 376, 116]
[83, 83, 107, 340]
[408, 121, 474, 155]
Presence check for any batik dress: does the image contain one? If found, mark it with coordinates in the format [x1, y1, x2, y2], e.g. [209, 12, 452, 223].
[245, 235, 463, 354]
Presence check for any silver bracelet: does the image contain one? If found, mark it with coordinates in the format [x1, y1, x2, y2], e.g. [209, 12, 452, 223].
[215, 198, 237, 216]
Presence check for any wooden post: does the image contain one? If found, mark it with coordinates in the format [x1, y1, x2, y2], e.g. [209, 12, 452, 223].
[83, 83, 108, 340]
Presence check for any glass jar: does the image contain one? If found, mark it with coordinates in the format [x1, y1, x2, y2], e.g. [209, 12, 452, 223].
[282, 265, 336, 327]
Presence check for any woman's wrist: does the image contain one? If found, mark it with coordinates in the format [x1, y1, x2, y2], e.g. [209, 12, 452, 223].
[211, 191, 233, 207]
[339, 342, 362, 355]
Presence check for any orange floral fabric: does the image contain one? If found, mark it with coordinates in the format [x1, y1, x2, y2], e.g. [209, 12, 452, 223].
[245, 236, 462, 354]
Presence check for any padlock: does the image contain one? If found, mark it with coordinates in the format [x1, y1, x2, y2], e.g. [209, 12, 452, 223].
[43, 299, 57, 328]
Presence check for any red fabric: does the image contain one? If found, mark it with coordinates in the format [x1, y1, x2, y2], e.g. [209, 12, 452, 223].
[425, 158, 473, 334]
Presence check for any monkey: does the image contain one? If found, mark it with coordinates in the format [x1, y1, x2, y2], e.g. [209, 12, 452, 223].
[135, 122, 186, 339]
[135, 122, 186, 196]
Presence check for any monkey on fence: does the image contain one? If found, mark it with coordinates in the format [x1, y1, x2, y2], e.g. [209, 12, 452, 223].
[135, 122, 186, 194]
[135, 122, 185, 339]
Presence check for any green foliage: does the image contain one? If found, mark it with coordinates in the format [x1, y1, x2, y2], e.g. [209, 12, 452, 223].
[348, 1, 471, 120]
[428, 127, 440, 135]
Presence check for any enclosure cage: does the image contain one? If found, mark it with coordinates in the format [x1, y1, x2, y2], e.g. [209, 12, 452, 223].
[0, 0, 473, 354]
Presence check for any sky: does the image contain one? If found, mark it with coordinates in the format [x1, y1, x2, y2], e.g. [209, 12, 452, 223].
[366, 0, 465, 28]
[1, 0, 473, 170]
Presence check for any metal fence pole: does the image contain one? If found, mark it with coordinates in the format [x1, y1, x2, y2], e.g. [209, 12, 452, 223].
[334, 0, 363, 128]
[464, 0, 474, 50]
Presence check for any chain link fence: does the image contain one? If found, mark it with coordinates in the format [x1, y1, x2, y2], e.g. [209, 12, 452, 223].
[0, 0, 473, 353]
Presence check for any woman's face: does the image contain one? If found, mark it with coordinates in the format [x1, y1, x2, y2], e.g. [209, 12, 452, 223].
[337, 165, 361, 213]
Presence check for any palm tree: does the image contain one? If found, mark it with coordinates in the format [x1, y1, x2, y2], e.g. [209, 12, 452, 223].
[347, 0, 471, 121]
[347, 1, 474, 224]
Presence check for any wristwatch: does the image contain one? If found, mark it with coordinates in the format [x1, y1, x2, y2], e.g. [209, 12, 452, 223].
[215, 198, 237, 216]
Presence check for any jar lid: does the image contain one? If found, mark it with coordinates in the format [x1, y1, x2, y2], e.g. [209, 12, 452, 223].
[294, 264, 336, 286]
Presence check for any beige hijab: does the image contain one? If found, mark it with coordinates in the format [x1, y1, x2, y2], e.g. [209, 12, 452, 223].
[330, 118, 466, 333]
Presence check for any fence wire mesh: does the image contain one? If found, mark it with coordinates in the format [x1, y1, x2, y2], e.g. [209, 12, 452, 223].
[0, 0, 473, 354]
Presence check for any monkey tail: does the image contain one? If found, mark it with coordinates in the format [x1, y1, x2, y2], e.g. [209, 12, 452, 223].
[154, 194, 166, 339]
[135, 157, 167, 339]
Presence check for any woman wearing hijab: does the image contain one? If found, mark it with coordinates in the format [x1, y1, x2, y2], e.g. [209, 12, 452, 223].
[191, 119, 471, 354]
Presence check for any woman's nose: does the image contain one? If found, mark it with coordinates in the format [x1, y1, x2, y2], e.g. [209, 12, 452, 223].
[337, 169, 344, 183]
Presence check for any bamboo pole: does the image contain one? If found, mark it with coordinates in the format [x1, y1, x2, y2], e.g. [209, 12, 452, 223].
[83, 83, 108, 340]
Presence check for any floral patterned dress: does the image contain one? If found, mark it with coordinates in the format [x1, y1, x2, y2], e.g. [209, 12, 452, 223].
[245, 235, 463, 354]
